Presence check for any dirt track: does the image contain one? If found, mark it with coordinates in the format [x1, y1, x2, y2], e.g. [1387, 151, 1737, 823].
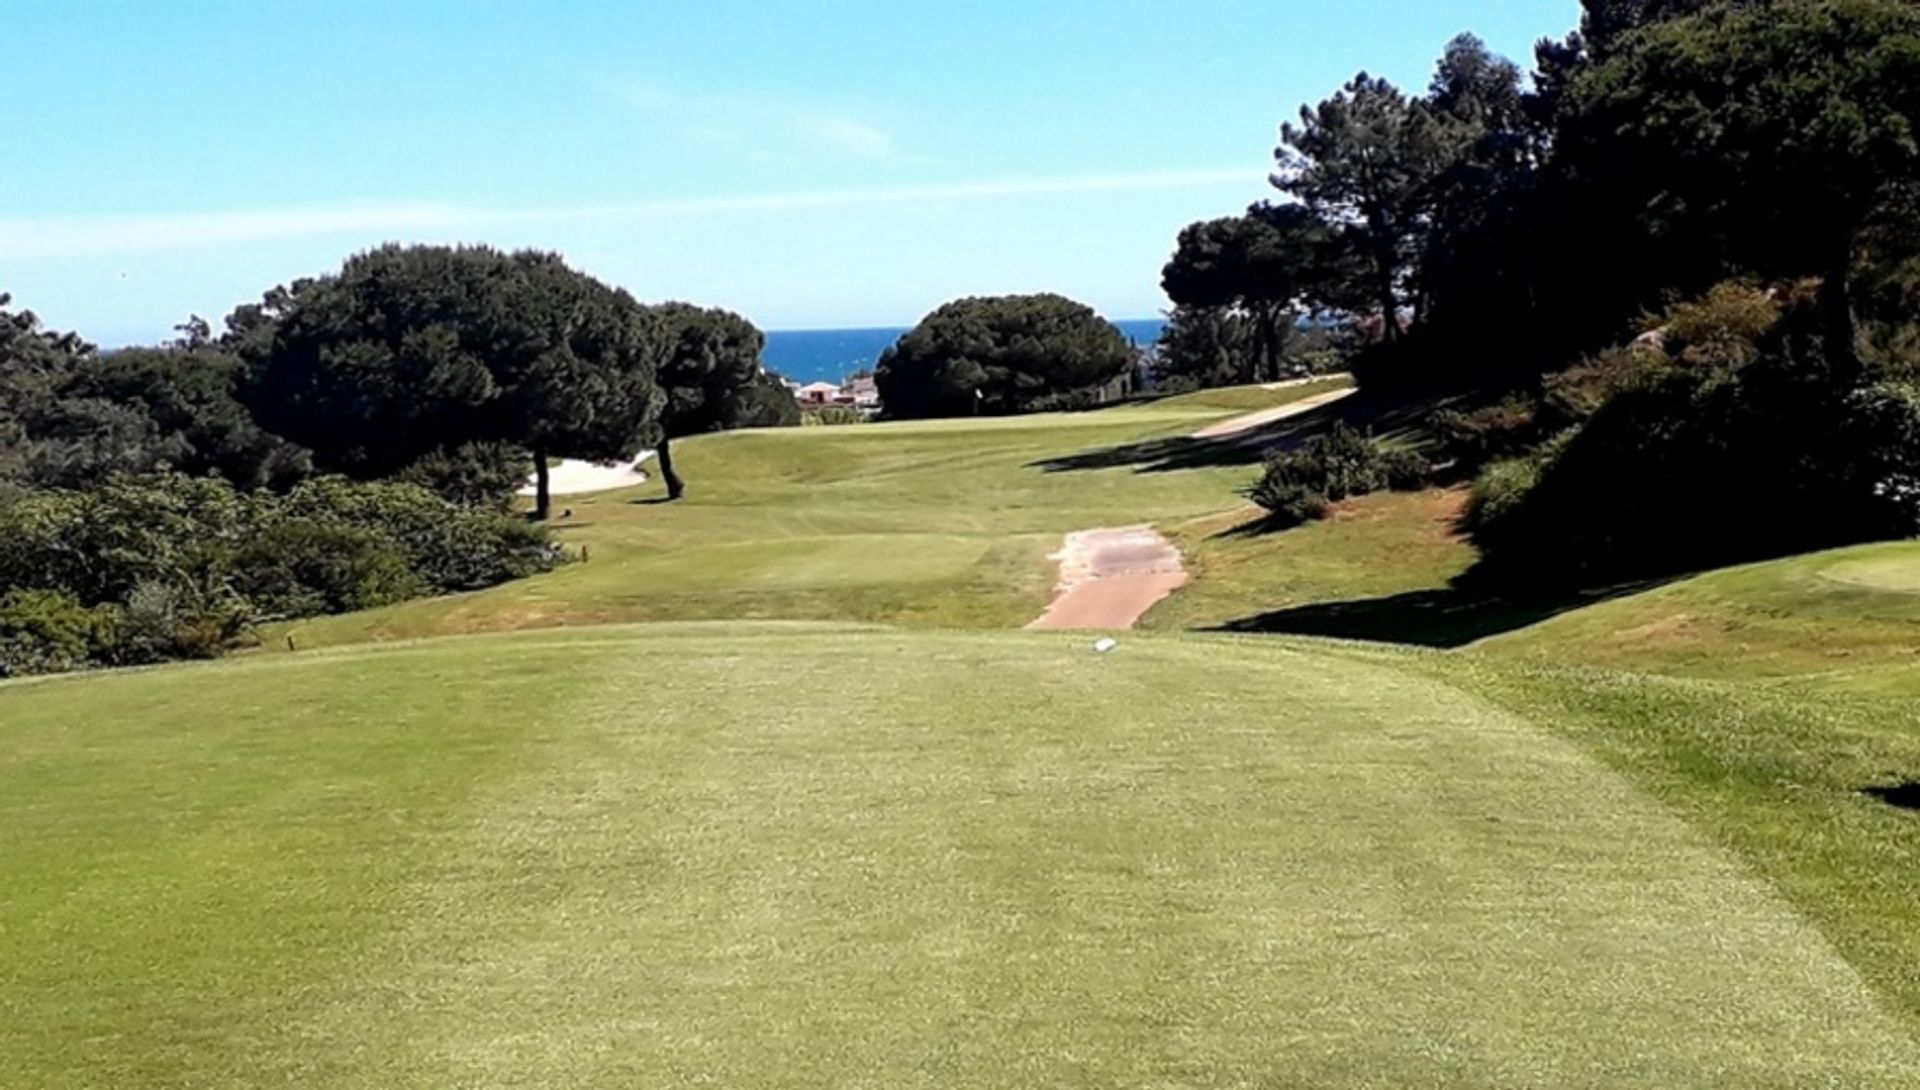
[1190, 386, 1358, 440]
[1026, 526, 1187, 630]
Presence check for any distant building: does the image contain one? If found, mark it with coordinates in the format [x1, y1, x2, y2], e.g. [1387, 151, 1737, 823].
[792, 376, 882, 415]
[795, 381, 844, 406]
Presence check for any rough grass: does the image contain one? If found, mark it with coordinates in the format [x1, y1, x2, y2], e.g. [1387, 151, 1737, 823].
[5, 625, 1915, 1087]
[1142, 488, 1475, 632]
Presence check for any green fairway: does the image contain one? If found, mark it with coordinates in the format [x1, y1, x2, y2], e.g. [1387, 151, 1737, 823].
[4, 625, 1916, 1087]
[270, 383, 1353, 651]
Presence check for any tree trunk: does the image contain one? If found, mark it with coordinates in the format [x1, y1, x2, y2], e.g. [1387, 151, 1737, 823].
[658, 436, 685, 502]
[1376, 255, 1400, 346]
[531, 448, 551, 521]
[1821, 244, 1860, 383]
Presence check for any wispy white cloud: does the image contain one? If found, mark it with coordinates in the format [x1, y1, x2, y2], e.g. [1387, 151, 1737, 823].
[0, 203, 476, 261]
[611, 83, 895, 160]
[0, 168, 1258, 260]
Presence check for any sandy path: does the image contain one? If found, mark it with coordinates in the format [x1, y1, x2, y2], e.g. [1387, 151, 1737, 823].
[1192, 386, 1359, 440]
[517, 452, 656, 498]
[1027, 526, 1188, 630]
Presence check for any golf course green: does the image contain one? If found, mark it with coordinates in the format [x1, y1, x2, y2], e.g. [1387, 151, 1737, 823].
[6, 386, 1920, 1086]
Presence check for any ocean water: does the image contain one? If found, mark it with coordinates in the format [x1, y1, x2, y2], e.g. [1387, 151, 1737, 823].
[763, 317, 1166, 385]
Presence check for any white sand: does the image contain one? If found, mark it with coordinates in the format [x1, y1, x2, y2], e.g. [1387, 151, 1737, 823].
[517, 452, 656, 497]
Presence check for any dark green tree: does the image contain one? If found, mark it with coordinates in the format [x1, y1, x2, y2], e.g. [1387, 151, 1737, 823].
[42, 344, 311, 490]
[237, 245, 666, 520]
[1161, 203, 1349, 382]
[1419, 35, 1544, 337]
[1, 298, 305, 490]
[1558, 0, 1920, 373]
[0, 295, 91, 477]
[1276, 74, 1456, 343]
[650, 303, 796, 501]
[1151, 305, 1251, 391]
[874, 295, 1135, 419]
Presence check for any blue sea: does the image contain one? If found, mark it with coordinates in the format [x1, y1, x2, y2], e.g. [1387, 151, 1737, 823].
[763, 318, 1166, 386]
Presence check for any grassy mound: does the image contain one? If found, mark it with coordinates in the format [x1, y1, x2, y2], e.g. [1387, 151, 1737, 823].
[5, 625, 1915, 1087]
[1476, 541, 1920, 678]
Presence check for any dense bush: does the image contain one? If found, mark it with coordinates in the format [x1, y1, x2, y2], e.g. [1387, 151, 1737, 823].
[1431, 396, 1544, 476]
[801, 406, 868, 426]
[1467, 304, 1920, 586]
[394, 442, 531, 509]
[0, 589, 117, 679]
[1249, 423, 1429, 527]
[0, 471, 562, 677]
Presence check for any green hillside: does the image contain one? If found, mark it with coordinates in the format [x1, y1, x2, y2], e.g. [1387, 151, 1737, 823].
[1475, 541, 1920, 678]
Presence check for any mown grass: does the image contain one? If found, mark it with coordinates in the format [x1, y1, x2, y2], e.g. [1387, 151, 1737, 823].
[5, 625, 1915, 1087]
[1406, 650, 1920, 1032]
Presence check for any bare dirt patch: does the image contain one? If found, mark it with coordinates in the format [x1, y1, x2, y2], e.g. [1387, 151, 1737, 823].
[1027, 526, 1188, 630]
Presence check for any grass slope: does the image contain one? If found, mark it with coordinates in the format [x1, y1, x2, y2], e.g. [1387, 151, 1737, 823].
[273, 380, 1353, 650]
[1478, 541, 1920, 678]
[5, 626, 1915, 1087]
[1142, 488, 1475, 632]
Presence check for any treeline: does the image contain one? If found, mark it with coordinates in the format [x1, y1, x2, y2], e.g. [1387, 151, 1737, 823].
[1183, 0, 1920, 586]
[0, 245, 798, 677]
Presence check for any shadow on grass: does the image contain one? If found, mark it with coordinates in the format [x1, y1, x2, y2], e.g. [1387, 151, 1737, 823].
[1209, 579, 1668, 649]
[1863, 782, 1920, 812]
[1030, 387, 1467, 475]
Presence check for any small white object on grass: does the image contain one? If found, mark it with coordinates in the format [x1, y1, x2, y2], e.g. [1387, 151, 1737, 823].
[1093, 638, 1119, 654]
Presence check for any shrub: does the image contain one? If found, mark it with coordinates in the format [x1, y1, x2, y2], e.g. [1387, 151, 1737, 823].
[1432, 395, 1542, 474]
[1541, 345, 1670, 426]
[395, 442, 531, 509]
[1247, 475, 1330, 526]
[232, 519, 424, 618]
[801, 406, 868, 426]
[0, 470, 562, 675]
[0, 588, 117, 678]
[272, 477, 561, 592]
[112, 574, 254, 663]
[1659, 281, 1783, 369]
[1249, 423, 1429, 526]
[1467, 310, 1920, 586]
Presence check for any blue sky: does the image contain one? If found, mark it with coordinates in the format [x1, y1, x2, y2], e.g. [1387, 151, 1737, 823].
[3, 1, 1577, 344]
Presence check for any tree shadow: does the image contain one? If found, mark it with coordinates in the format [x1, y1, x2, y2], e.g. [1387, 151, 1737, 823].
[1210, 511, 1302, 538]
[1029, 387, 1466, 475]
[1863, 782, 1920, 812]
[1208, 579, 1668, 649]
